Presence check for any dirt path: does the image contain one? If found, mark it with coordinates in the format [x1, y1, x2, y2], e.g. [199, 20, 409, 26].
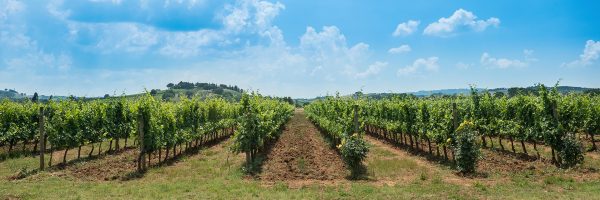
[259, 109, 348, 182]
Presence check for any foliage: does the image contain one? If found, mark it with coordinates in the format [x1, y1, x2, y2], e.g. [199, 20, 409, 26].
[559, 135, 584, 168]
[339, 133, 369, 175]
[231, 93, 294, 166]
[453, 121, 481, 174]
[305, 96, 370, 175]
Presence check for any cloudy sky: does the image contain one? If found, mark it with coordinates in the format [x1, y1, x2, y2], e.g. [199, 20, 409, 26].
[1, 0, 599, 98]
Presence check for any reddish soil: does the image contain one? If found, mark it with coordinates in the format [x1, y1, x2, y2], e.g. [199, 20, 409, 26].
[477, 149, 539, 174]
[62, 147, 142, 181]
[57, 135, 231, 181]
[259, 109, 348, 182]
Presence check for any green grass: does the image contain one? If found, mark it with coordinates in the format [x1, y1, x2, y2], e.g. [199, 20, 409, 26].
[1, 139, 600, 199]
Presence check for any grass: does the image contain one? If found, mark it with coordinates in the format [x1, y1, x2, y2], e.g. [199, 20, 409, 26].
[1, 138, 600, 199]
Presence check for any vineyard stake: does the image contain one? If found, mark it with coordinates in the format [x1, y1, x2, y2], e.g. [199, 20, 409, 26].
[353, 104, 359, 135]
[452, 102, 458, 162]
[39, 107, 45, 171]
[137, 113, 145, 172]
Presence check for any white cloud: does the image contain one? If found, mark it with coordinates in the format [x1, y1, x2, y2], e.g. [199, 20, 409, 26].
[55, 0, 286, 58]
[523, 49, 538, 62]
[562, 40, 600, 67]
[388, 45, 411, 54]
[393, 20, 419, 37]
[355, 61, 387, 78]
[397, 57, 439, 76]
[94, 23, 160, 54]
[0, 0, 25, 21]
[455, 62, 471, 69]
[0, 0, 387, 98]
[0, 2, 72, 73]
[480, 52, 528, 69]
[300, 26, 368, 63]
[89, 0, 123, 5]
[254, 0, 285, 30]
[5, 53, 72, 71]
[300, 26, 347, 52]
[159, 30, 222, 57]
[162, 0, 206, 9]
[222, 0, 285, 33]
[424, 9, 500, 37]
[299, 26, 373, 79]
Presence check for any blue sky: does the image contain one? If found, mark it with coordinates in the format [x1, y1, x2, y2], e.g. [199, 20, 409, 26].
[0, 0, 599, 98]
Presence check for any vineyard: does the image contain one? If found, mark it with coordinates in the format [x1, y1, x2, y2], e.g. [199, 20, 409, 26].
[1, 85, 600, 199]
[0, 93, 295, 172]
[299, 83, 599, 177]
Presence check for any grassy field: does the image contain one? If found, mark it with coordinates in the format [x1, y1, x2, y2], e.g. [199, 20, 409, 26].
[2, 114, 600, 199]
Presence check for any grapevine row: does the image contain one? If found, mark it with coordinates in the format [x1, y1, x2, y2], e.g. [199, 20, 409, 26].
[231, 93, 294, 168]
[360, 84, 600, 172]
[305, 96, 369, 176]
[1, 94, 239, 168]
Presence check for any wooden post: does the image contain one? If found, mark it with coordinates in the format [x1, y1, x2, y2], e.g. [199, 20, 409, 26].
[451, 102, 458, 162]
[137, 113, 145, 172]
[353, 104, 359, 134]
[39, 107, 46, 171]
[551, 103, 561, 165]
[452, 102, 458, 131]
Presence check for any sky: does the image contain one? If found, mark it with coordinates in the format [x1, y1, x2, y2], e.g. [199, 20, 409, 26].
[0, 0, 599, 98]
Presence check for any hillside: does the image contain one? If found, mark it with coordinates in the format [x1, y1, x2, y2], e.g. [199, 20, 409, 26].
[1, 82, 244, 102]
[0, 89, 26, 99]
[144, 87, 242, 101]
[120, 82, 244, 102]
[294, 85, 599, 103]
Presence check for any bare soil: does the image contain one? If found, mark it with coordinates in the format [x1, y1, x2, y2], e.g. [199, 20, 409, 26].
[56, 135, 231, 181]
[62, 147, 142, 181]
[259, 109, 348, 182]
[366, 132, 600, 186]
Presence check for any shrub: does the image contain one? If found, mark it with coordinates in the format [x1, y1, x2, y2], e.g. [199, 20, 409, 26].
[339, 133, 369, 176]
[453, 121, 481, 174]
[559, 135, 584, 168]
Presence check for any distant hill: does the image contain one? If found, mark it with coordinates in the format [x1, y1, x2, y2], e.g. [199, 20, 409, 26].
[404, 86, 595, 97]
[1, 82, 245, 102]
[294, 86, 600, 104]
[0, 89, 26, 99]
[3, 84, 598, 103]
[118, 82, 245, 102]
[409, 88, 478, 97]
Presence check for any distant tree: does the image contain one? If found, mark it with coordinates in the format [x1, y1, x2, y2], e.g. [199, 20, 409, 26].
[173, 81, 195, 89]
[584, 89, 600, 96]
[31, 92, 39, 102]
[185, 91, 195, 98]
[166, 83, 175, 89]
[212, 88, 224, 95]
[104, 94, 110, 98]
[150, 89, 159, 96]
[508, 87, 523, 97]
[162, 90, 176, 101]
[284, 97, 294, 105]
[493, 92, 505, 98]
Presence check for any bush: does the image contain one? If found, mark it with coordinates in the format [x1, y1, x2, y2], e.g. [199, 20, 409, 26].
[454, 121, 481, 174]
[559, 135, 584, 168]
[338, 133, 369, 176]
